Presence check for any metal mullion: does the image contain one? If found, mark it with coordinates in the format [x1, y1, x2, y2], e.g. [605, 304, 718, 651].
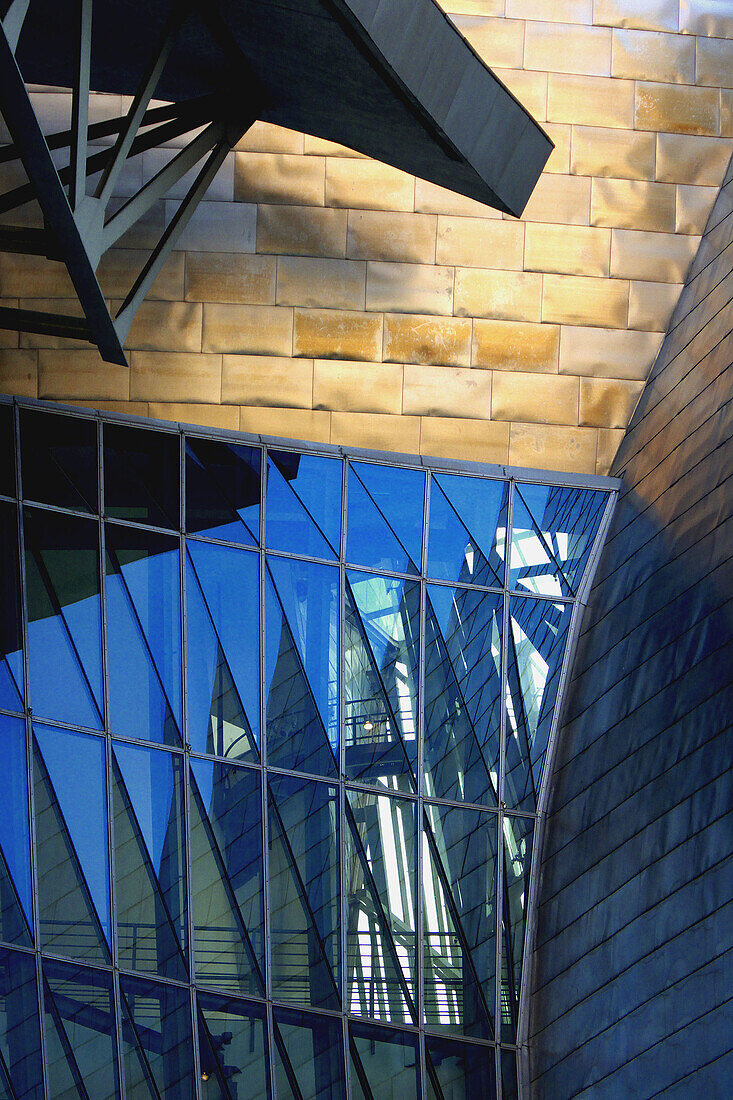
[340, 458, 350, 1100]
[260, 445, 277, 1100]
[19, 498, 98, 522]
[104, 514, 178, 538]
[417, 472, 430, 1099]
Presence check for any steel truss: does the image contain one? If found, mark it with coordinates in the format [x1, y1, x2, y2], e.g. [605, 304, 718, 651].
[0, 0, 259, 364]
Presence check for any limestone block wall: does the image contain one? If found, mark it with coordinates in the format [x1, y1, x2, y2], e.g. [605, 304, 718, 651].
[1, 0, 732, 474]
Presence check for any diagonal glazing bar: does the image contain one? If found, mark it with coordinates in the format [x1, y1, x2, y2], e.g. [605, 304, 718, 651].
[1, 0, 29, 53]
[69, 0, 92, 211]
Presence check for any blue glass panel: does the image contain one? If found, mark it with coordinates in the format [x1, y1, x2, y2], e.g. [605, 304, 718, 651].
[423, 804, 497, 1039]
[42, 958, 120, 1099]
[504, 597, 571, 812]
[501, 813, 533, 1043]
[190, 759, 264, 996]
[0, 947, 43, 1100]
[344, 572, 419, 791]
[346, 462, 424, 575]
[0, 714, 32, 943]
[20, 409, 97, 514]
[34, 724, 110, 960]
[266, 556, 338, 777]
[104, 423, 179, 528]
[268, 774, 340, 1010]
[0, 502, 23, 711]
[24, 507, 103, 730]
[197, 993, 268, 1100]
[119, 975, 195, 1099]
[510, 483, 607, 598]
[186, 436, 260, 546]
[106, 523, 181, 746]
[349, 1021, 419, 1100]
[424, 584, 502, 806]
[427, 474, 508, 588]
[112, 742, 187, 980]
[0, 405, 14, 498]
[187, 541, 259, 760]
[265, 451, 341, 560]
[273, 1005, 345, 1100]
[425, 1035, 496, 1099]
[501, 1049, 518, 1100]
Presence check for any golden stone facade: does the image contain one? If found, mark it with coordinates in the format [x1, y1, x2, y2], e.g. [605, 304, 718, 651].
[1, 0, 732, 473]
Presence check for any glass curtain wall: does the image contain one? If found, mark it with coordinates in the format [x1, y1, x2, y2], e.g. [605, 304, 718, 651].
[0, 399, 614, 1099]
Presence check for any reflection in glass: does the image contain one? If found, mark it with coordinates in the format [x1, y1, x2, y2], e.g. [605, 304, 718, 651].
[119, 975, 195, 1099]
[0, 715, 32, 945]
[20, 409, 97, 513]
[346, 788, 416, 1024]
[501, 813, 533, 1044]
[346, 462, 424, 575]
[106, 523, 181, 746]
[345, 572, 419, 791]
[0, 502, 23, 712]
[198, 993, 268, 1100]
[33, 724, 110, 961]
[425, 1035, 496, 1100]
[186, 436, 261, 545]
[190, 759, 264, 996]
[504, 597, 571, 812]
[187, 541, 259, 761]
[0, 946, 44, 1100]
[266, 450, 341, 560]
[427, 474, 507, 588]
[349, 1020, 419, 1100]
[269, 774, 340, 1009]
[104, 423, 179, 528]
[24, 507, 103, 730]
[0, 404, 14, 498]
[42, 958, 119, 1099]
[266, 556, 339, 777]
[423, 804, 497, 1039]
[424, 585, 502, 806]
[112, 742, 187, 981]
[274, 1005, 345, 1100]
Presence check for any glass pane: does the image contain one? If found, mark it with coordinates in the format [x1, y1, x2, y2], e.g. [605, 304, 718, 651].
[33, 724, 110, 961]
[346, 788, 416, 1024]
[106, 523, 181, 746]
[0, 503, 23, 711]
[344, 572, 419, 791]
[427, 474, 508, 588]
[424, 585, 502, 807]
[504, 597, 571, 812]
[190, 759, 264, 996]
[265, 450, 341, 560]
[186, 436, 260, 546]
[24, 507, 103, 730]
[0, 947, 43, 1100]
[119, 976, 195, 1099]
[42, 959, 119, 1100]
[273, 1005, 345, 1100]
[20, 409, 97, 513]
[349, 1021, 418, 1100]
[0, 405, 14, 498]
[501, 813, 533, 1044]
[112, 742, 187, 981]
[268, 774, 340, 1010]
[266, 556, 338, 778]
[0, 714, 32, 944]
[186, 541, 259, 761]
[197, 993, 268, 1100]
[423, 804, 497, 1039]
[104, 423, 179, 528]
[346, 462, 424, 575]
[501, 1049, 518, 1100]
[425, 1035, 496, 1100]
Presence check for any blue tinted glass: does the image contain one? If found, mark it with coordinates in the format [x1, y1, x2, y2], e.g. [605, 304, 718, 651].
[106, 523, 181, 746]
[511, 483, 607, 597]
[104, 423, 179, 528]
[112, 742, 188, 980]
[186, 436, 260, 545]
[265, 451, 341, 559]
[42, 959, 120, 1099]
[197, 993, 268, 1100]
[0, 502, 23, 711]
[20, 409, 97, 514]
[24, 507, 103, 730]
[346, 462, 424, 575]
[266, 556, 338, 777]
[427, 474, 508, 587]
[120, 975, 195, 1099]
[425, 1035, 496, 1099]
[0, 404, 14, 499]
[0, 947, 44, 1100]
[501, 813, 533, 1043]
[190, 759, 264, 996]
[274, 1005, 345, 1100]
[187, 541, 259, 760]
[501, 1049, 519, 1100]
[0, 715, 32, 942]
[349, 1021, 419, 1100]
[268, 774, 340, 1010]
[34, 723, 110, 958]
